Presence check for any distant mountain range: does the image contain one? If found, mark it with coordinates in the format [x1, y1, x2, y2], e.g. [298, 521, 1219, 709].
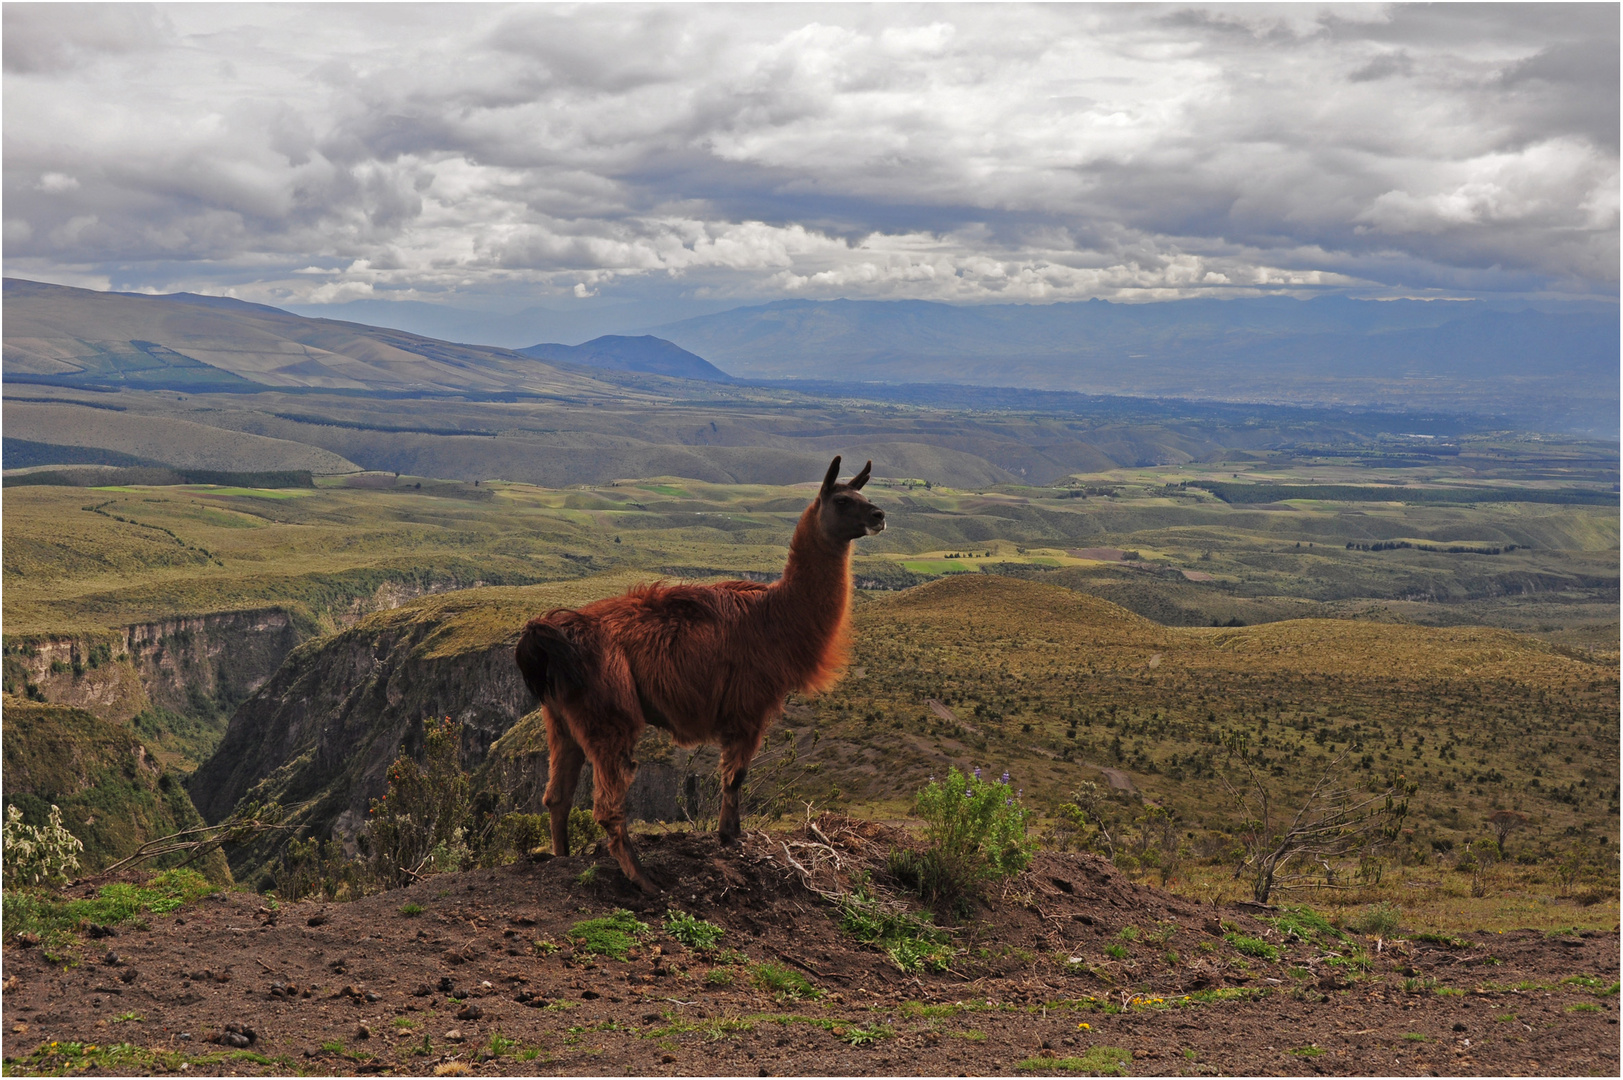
[644, 296, 1619, 434]
[4, 278, 1617, 435]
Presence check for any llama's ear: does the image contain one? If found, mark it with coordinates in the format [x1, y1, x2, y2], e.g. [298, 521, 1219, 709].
[820, 455, 842, 496]
[849, 460, 872, 490]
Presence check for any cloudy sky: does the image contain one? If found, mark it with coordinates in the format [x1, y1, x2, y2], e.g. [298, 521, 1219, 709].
[4, 2, 1617, 328]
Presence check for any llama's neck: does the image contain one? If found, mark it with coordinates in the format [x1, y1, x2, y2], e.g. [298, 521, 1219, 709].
[765, 503, 852, 692]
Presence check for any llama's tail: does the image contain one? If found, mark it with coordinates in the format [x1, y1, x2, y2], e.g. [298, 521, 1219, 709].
[515, 615, 587, 702]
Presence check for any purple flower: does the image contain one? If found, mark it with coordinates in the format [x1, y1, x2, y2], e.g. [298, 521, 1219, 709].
[973, 766, 982, 780]
[1001, 771, 1010, 785]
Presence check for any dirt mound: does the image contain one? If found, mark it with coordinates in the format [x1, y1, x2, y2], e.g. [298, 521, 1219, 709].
[4, 817, 1617, 1076]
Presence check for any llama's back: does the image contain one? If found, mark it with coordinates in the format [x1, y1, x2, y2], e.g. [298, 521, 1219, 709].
[585, 580, 790, 736]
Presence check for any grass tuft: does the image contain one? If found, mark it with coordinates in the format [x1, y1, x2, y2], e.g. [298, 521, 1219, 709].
[567, 908, 650, 960]
[1016, 1046, 1133, 1074]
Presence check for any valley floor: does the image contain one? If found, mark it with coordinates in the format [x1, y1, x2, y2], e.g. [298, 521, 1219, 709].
[3, 820, 1616, 1078]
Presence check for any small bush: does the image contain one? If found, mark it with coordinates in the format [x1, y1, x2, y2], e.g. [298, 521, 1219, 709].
[568, 909, 650, 960]
[1352, 902, 1401, 937]
[892, 766, 1035, 907]
[364, 717, 471, 888]
[567, 808, 603, 854]
[400, 902, 424, 917]
[704, 968, 734, 986]
[276, 836, 361, 902]
[493, 813, 549, 858]
[664, 909, 725, 950]
[2, 804, 83, 887]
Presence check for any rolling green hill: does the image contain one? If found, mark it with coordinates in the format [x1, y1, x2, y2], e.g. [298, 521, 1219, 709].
[2, 278, 626, 398]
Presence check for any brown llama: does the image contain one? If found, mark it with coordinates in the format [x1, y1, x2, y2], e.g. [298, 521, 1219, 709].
[513, 456, 885, 893]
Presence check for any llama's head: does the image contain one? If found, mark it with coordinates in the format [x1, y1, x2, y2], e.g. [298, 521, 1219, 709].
[816, 455, 886, 542]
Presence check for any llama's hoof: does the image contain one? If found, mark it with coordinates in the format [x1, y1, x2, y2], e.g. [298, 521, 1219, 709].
[718, 831, 740, 847]
[631, 875, 662, 896]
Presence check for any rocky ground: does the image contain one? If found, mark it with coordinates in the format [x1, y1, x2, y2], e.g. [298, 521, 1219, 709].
[3, 816, 1617, 1077]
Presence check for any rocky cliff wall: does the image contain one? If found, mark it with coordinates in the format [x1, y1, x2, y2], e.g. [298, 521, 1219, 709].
[2, 609, 301, 725]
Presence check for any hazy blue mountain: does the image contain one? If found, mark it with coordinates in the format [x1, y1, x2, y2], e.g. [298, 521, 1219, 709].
[518, 335, 733, 382]
[280, 296, 741, 349]
[644, 296, 1620, 435]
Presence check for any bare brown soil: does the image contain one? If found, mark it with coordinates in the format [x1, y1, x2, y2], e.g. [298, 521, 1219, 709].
[4, 817, 1617, 1077]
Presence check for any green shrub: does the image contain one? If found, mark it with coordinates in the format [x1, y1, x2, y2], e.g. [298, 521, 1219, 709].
[400, 902, 423, 917]
[363, 716, 471, 888]
[1352, 902, 1401, 937]
[568, 909, 650, 960]
[891, 766, 1034, 906]
[665, 909, 725, 950]
[275, 836, 361, 902]
[567, 808, 603, 854]
[2, 804, 83, 887]
[493, 813, 549, 858]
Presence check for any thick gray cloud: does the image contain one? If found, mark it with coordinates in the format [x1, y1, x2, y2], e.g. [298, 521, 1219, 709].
[3, 2, 1615, 316]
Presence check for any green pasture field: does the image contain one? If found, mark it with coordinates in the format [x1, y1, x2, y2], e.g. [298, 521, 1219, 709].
[4, 453, 1616, 646]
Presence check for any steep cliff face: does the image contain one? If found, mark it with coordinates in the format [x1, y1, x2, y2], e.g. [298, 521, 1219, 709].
[1, 634, 147, 721]
[185, 576, 679, 878]
[2, 609, 301, 724]
[124, 609, 303, 718]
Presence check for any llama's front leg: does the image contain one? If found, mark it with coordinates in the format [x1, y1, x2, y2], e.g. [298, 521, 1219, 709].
[542, 712, 587, 857]
[718, 743, 759, 846]
[590, 748, 657, 894]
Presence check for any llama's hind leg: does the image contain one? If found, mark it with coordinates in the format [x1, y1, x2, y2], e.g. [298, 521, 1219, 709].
[587, 746, 657, 894]
[542, 709, 587, 857]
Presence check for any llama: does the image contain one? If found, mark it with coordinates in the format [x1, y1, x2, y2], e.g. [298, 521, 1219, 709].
[514, 456, 885, 893]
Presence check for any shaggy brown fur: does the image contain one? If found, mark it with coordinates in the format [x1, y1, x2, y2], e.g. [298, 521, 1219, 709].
[514, 456, 885, 892]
